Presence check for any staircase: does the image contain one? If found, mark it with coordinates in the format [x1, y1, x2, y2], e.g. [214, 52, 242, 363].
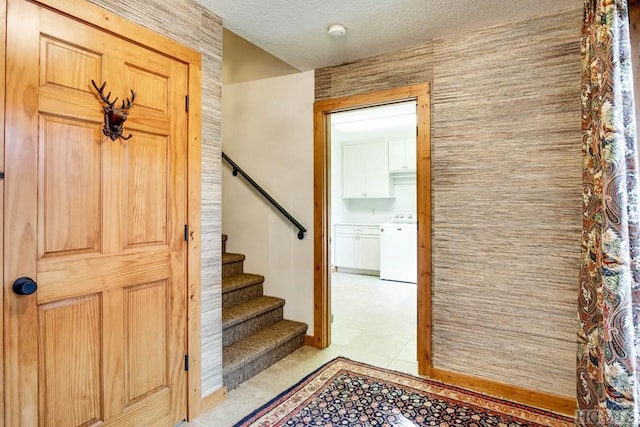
[222, 234, 308, 390]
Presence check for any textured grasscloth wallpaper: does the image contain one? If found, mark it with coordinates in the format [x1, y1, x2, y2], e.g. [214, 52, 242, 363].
[315, 43, 434, 100]
[88, 0, 224, 396]
[316, 9, 582, 397]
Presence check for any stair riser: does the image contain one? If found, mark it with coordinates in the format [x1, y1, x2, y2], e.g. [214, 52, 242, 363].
[223, 283, 264, 308]
[224, 332, 306, 390]
[222, 260, 244, 278]
[223, 308, 283, 347]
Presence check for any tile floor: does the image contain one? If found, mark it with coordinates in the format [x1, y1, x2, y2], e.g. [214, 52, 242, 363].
[187, 272, 418, 427]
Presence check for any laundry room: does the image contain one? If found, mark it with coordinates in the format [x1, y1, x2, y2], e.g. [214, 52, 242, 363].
[328, 99, 419, 373]
[330, 100, 418, 284]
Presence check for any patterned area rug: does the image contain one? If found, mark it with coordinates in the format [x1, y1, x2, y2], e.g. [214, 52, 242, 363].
[233, 357, 574, 426]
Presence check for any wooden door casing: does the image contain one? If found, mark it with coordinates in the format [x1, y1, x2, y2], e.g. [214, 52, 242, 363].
[0, 0, 5, 423]
[3, 0, 202, 425]
[312, 84, 432, 366]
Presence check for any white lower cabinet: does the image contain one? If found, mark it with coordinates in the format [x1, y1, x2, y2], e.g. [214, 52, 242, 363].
[334, 225, 380, 271]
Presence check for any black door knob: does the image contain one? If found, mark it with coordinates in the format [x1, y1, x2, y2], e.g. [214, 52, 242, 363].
[13, 277, 37, 295]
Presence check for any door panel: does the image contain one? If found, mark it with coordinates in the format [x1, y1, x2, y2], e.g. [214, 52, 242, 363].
[124, 65, 169, 113]
[40, 36, 103, 92]
[125, 280, 168, 404]
[39, 116, 103, 257]
[38, 294, 102, 426]
[125, 134, 169, 248]
[5, 0, 189, 425]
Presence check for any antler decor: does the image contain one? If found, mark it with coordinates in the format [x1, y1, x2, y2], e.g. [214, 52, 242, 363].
[91, 80, 136, 141]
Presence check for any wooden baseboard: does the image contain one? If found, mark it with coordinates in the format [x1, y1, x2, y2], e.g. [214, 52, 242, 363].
[199, 386, 227, 414]
[304, 334, 319, 347]
[430, 367, 576, 416]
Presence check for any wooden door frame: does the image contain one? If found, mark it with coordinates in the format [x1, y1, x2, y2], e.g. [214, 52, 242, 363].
[312, 83, 432, 376]
[1, 0, 205, 421]
[0, 0, 5, 423]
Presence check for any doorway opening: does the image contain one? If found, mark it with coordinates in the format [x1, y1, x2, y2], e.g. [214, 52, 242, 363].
[312, 83, 432, 375]
[329, 101, 418, 370]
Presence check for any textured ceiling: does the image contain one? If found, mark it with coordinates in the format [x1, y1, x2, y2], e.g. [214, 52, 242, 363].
[193, 0, 583, 71]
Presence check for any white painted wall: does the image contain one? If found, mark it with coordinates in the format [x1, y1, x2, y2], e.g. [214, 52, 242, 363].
[222, 71, 315, 331]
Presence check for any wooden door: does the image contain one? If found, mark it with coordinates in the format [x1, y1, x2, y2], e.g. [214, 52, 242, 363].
[4, 0, 189, 425]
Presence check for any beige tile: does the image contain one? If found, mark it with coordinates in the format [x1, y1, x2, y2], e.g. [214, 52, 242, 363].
[331, 313, 372, 331]
[282, 344, 325, 362]
[362, 319, 416, 340]
[194, 383, 275, 427]
[343, 352, 394, 368]
[387, 359, 419, 376]
[331, 325, 364, 346]
[396, 339, 417, 362]
[346, 331, 411, 359]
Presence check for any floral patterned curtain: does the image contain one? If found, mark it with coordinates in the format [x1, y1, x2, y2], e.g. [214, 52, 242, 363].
[578, 0, 640, 425]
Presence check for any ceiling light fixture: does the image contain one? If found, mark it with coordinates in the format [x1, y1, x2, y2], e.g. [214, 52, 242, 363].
[327, 24, 347, 38]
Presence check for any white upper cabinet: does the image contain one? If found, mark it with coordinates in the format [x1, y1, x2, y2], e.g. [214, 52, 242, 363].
[388, 139, 416, 173]
[342, 142, 393, 198]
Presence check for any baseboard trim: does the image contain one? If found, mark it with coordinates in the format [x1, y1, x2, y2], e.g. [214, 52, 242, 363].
[430, 368, 575, 416]
[304, 334, 319, 347]
[200, 386, 227, 414]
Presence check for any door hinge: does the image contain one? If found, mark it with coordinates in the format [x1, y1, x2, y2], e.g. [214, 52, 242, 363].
[0, 172, 4, 180]
[185, 95, 189, 112]
[184, 224, 189, 242]
[184, 354, 189, 371]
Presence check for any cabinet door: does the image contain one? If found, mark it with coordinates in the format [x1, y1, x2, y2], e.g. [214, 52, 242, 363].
[358, 235, 381, 270]
[404, 139, 417, 172]
[342, 144, 364, 198]
[388, 140, 416, 173]
[388, 140, 406, 172]
[334, 233, 357, 268]
[363, 142, 392, 197]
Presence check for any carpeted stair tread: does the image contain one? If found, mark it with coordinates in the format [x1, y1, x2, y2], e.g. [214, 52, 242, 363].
[222, 274, 264, 309]
[222, 252, 246, 279]
[223, 319, 308, 375]
[222, 252, 245, 264]
[222, 273, 264, 294]
[222, 295, 284, 329]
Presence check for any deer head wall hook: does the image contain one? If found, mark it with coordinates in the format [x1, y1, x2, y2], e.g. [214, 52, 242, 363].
[91, 80, 136, 141]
